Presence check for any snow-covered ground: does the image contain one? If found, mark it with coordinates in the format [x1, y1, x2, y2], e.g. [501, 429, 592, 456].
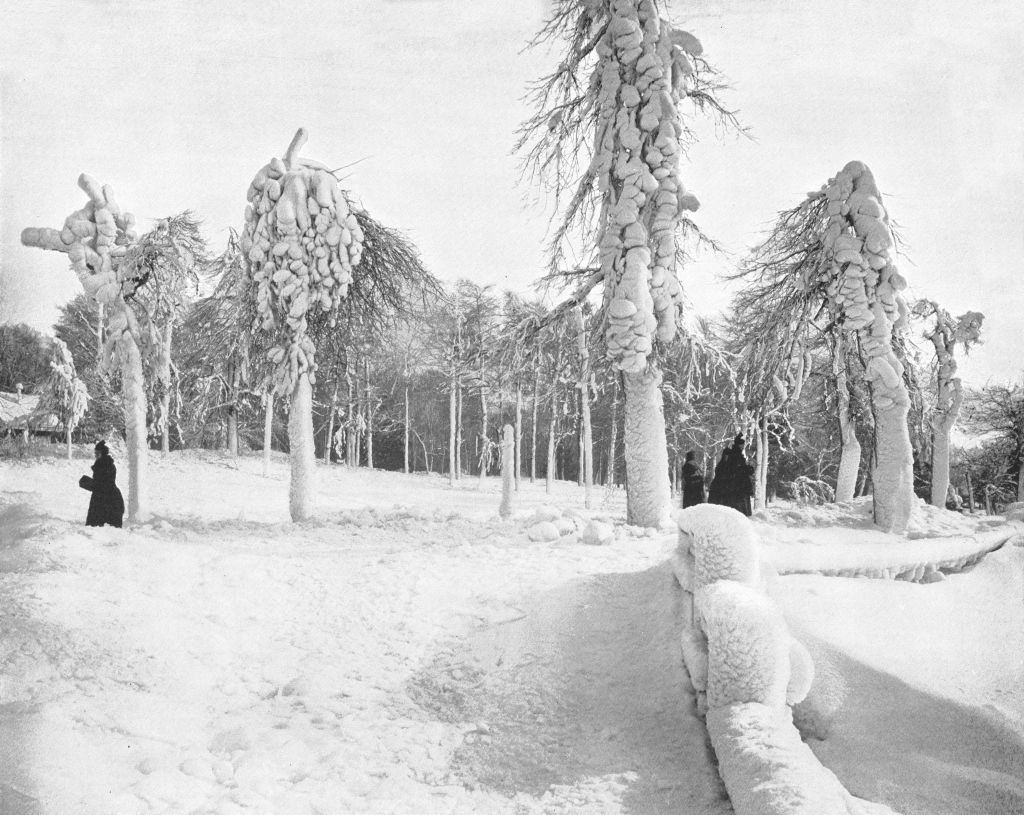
[1, 449, 1022, 814]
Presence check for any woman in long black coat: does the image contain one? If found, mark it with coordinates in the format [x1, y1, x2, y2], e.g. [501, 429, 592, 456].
[725, 434, 755, 517]
[79, 441, 125, 528]
[706, 447, 730, 506]
[681, 450, 706, 508]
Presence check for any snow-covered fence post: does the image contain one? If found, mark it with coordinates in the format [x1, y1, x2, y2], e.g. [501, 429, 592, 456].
[912, 301, 983, 509]
[21, 175, 145, 519]
[241, 128, 363, 521]
[499, 424, 515, 519]
[820, 161, 913, 533]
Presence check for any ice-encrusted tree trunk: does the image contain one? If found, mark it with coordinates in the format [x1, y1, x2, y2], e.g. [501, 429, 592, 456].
[514, 380, 523, 490]
[262, 390, 274, 475]
[448, 372, 457, 486]
[913, 300, 984, 508]
[499, 424, 515, 518]
[607, 376, 619, 486]
[833, 331, 861, 502]
[45, 338, 89, 460]
[571, 305, 594, 508]
[519, 0, 735, 526]
[819, 161, 914, 532]
[22, 175, 145, 519]
[241, 129, 364, 521]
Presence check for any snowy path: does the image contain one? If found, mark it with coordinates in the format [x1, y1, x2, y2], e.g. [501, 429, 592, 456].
[0, 452, 729, 815]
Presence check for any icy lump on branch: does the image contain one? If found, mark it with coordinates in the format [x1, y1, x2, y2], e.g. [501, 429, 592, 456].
[21, 174, 138, 344]
[241, 128, 364, 395]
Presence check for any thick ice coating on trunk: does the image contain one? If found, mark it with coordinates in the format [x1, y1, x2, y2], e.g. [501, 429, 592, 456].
[819, 161, 913, 532]
[915, 302, 983, 509]
[241, 129, 364, 522]
[594, 0, 701, 375]
[21, 175, 145, 519]
[623, 367, 671, 527]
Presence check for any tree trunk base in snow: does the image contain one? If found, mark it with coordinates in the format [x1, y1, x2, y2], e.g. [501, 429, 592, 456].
[872, 396, 915, 533]
[623, 368, 671, 528]
[288, 375, 317, 522]
[120, 331, 147, 522]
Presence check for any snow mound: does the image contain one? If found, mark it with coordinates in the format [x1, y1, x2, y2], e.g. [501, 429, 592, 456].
[527, 520, 561, 542]
[581, 519, 615, 546]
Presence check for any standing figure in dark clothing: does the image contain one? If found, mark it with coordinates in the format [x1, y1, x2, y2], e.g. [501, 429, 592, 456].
[79, 441, 125, 528]
[681, 450, 706, 508]
[725, 434, 755, 517]
[706, 446, 731, 506]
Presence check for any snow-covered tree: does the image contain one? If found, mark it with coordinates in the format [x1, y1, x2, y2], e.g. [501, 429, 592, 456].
[963, 382, 1024, 505]
[241, 128, 431, 519]
[912, 301, 984, 507]
[495, 294, 549, 487]
[241, 129, 365, 521]
[817, 162, 914, 532]
[22, 175, 146, 519]
[732, 162, 915, 530]
[120, 212, 206, 453]
[520, 0, 736, 526]
[0, 324, 51, 393]
[179, 230, 263, 456]
[44, 337, 89, 459]
[661, 315, 738, 489]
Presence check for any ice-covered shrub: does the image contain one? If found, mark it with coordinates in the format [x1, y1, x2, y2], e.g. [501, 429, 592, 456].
[786, 476, 836, 506]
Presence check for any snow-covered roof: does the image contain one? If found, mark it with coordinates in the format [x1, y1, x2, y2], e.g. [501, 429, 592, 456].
[0, 391, 60, 431]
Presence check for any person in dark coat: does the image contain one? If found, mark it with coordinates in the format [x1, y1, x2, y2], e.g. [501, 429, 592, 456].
[79, 440, 125, 528]
[681, 450, 706, 508]
[725, 434, 755, 517]
[706, 446, 731, 506]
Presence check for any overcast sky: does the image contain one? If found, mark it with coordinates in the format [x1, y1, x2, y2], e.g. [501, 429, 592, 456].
[2, 0, 1021, 385]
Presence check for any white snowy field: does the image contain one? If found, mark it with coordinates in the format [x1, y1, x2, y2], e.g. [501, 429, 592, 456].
[1, 449, 1022, 815]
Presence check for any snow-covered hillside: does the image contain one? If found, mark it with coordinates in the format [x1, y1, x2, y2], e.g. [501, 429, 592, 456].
[1, 450, 1022, 814]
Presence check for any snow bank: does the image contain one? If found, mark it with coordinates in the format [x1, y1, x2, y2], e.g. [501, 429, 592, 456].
[754, 497, 1020, 579]
[673, 504, 898, 815]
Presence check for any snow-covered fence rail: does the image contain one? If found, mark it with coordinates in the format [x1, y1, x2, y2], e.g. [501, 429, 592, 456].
[672, 505, 897, 815]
